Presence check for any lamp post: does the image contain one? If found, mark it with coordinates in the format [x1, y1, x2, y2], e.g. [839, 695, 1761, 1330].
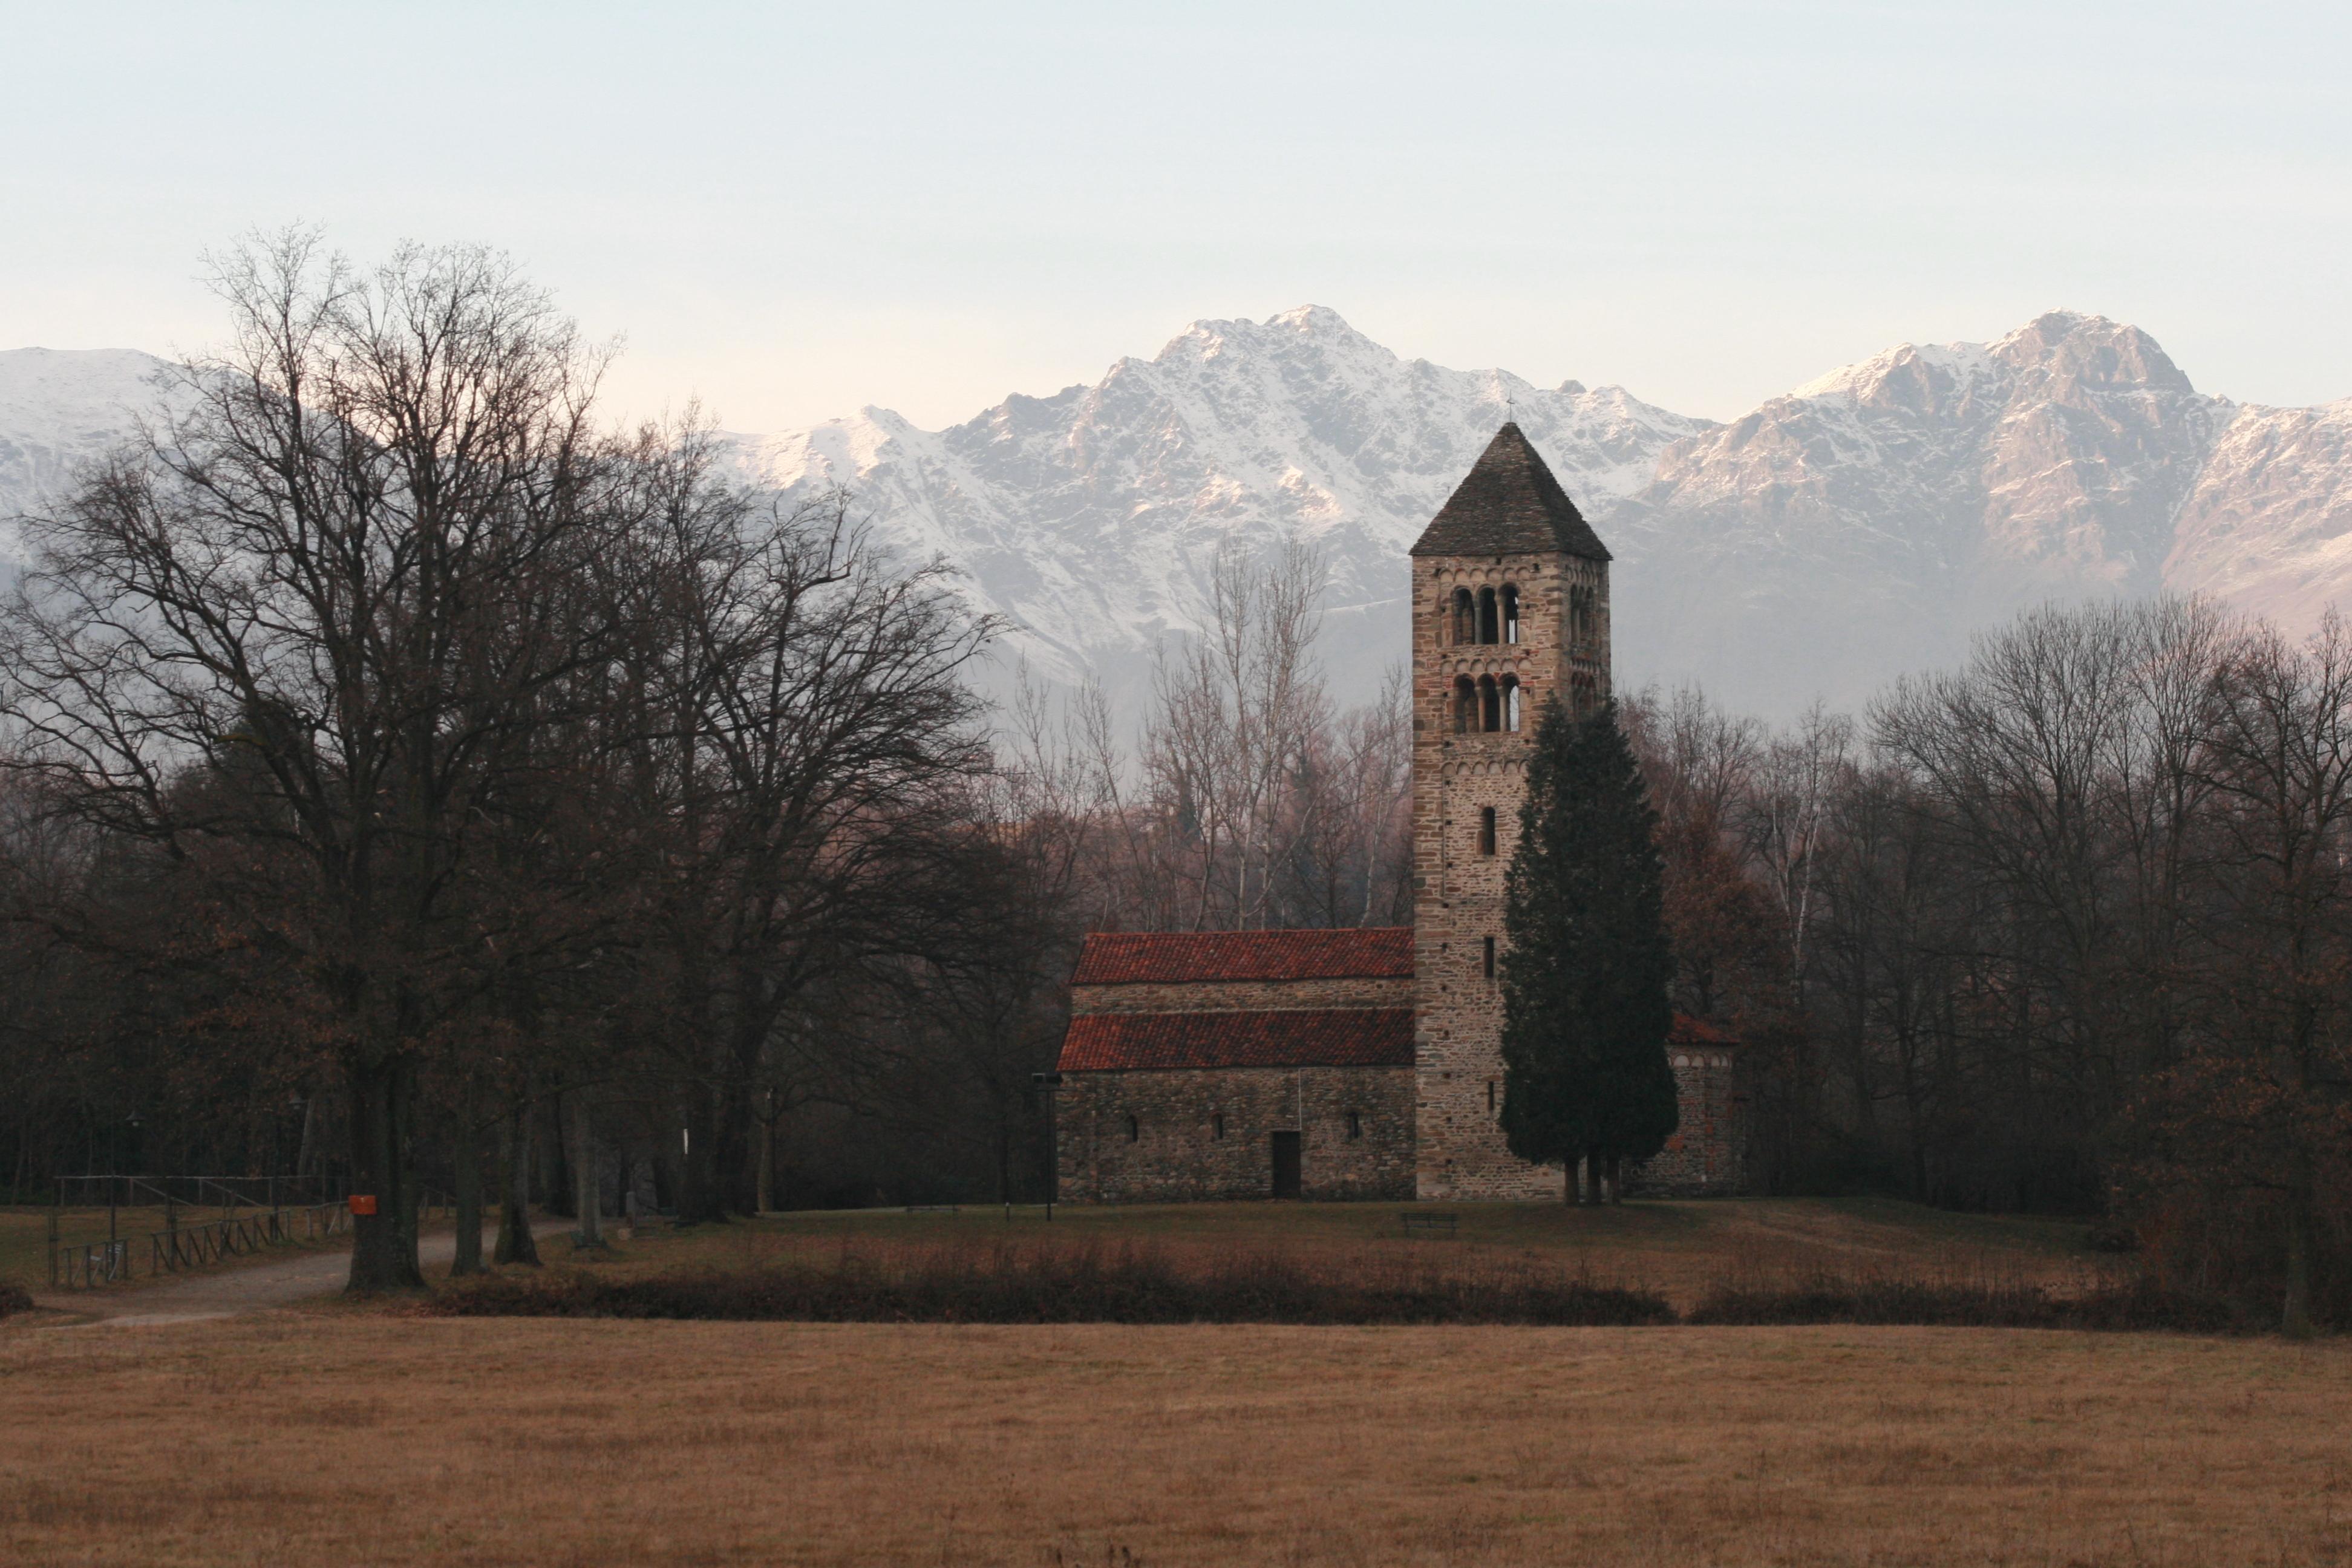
[1031, 1072, 1063, 1221]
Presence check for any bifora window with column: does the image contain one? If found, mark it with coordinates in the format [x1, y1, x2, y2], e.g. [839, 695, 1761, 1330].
[1448, 584, 1521, 646]
[1452, 673, 1523, 733]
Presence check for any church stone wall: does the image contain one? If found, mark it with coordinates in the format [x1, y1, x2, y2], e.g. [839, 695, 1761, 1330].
[1070, 976, 1410, 1016]
[1627, 1050, 1746, 1196]
[1050, 426, 1748, 1209]
[1056, 1067, 1414, 1203]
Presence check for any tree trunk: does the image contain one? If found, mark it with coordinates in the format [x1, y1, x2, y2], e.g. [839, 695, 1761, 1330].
[449, 1084, 485, 1278]
[494, 1098, 540, 1267]
[569, 1089, 603, 1249]
[2282, 1159, 2316, 1339]
[715, 1028, 765, 1216]
[293, 1093, 319, 1183]
[542, 1094, 574, 1220]
[1607, 1152, 1624, 1205]
[677, 1086, 726, 1225]
[343, 1051, 425, 1294]
[653, 1117, 679, 1214]
[756, 1091, 776, 1216]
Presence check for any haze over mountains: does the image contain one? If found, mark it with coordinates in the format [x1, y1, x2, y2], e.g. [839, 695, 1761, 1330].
[7, 309, 2351, 719]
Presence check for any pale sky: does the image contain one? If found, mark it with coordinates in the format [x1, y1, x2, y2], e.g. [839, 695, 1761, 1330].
[5, 1, 2347, 432]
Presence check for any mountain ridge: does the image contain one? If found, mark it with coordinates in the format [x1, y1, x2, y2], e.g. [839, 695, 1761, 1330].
[7, 309, 2350, 718]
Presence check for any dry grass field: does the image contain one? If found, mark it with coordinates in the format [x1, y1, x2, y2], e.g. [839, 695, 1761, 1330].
[2, 1313, 2348, 1567]
[0, 1200, 2322, 1566]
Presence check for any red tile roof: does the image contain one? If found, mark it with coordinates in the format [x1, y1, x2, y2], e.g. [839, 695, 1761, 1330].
[1070, 928, 1413, 985]
[1670, 1014, 1740, 1046]
[1057, 1008, 1414, 1072]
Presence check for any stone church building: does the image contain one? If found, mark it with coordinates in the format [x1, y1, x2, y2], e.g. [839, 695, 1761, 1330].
[1052, 424, 1745, 1203]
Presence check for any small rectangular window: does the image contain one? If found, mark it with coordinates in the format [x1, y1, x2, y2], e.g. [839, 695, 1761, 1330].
[1483, 936, 1496, 979]
[1486, 1080, 1497, 1114]
[1346, 1110, 1362, 1140]
[1478, 807, 1497, 857]
[1211, 1112, 1224, 1141]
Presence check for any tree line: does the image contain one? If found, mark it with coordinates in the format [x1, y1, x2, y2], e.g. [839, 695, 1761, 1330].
[1626, 601, 2352, 1333]
[0, 235, 1411, 1289]
[1, 235, 2340, 1324]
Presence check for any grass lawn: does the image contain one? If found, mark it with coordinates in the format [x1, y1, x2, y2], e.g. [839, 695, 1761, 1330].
[2, 1313, 2344, 1566]
[601, 1195, 2118, 1313]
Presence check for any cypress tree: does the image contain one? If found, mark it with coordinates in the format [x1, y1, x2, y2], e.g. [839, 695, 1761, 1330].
[1498, 697, 1679, 1201]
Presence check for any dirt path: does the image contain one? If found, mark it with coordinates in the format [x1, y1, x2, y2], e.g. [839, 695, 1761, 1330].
[38, 1227, 483, 1325]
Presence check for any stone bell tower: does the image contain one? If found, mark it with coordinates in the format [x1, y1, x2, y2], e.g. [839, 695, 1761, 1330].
[1410, 423, 1613, 1200]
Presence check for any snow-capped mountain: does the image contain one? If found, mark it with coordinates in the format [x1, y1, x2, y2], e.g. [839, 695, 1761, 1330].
[727, 305, 1709, 710]
[2164, 397, 2352, 633]
[8, 309, 2352, 719]
[1606, 311, 2243, 710]
[0, 347, 181, 558]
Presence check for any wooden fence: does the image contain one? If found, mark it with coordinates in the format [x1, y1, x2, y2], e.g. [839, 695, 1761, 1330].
[44, 1196, 425, 1290]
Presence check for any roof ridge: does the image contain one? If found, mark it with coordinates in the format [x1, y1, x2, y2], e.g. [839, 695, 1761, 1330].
[1410, 422, 1611, 560]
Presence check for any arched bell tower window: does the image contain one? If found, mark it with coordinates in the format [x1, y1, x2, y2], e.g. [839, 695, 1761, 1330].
[1569, 585, 1596, 648]
[1500, 585, 1520, 644]
[1451, 588, 1476, 647]
[1453, 676, 1477, 734]
[1503, 676, 1523, 732]
[1477, 587, 1499, 645]
[1478, 675, 1501, 733]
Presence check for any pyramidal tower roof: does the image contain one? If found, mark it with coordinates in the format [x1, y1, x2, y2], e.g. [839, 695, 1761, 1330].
[1410, 422, 1612, 560]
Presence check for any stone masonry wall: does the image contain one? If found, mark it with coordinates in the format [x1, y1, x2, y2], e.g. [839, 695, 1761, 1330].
[1057, 1067, 1415, 1203]
[1070, 976, 1410, 1015]
[1413, 549, 1613, 1200]
[1627, 1049, 1746, 1196]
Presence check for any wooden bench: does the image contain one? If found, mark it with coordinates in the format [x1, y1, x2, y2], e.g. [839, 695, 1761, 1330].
[1400, 1212, 1459, 1238]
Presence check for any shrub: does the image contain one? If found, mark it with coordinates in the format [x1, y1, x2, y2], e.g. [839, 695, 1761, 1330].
[424, 1240, 1676, 1327]
[1685, 1272, 2249, 1333]
[0, 1281, 34, 1318]
[2114, 1185, 2352, 1331]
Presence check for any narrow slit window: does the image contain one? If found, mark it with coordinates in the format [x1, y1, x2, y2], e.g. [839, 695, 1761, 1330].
[1125, 1115, 1140, 1143]
[1211, 1112, 1224, 1140]
[1347, 1111, 1362, 1141]
[1482, 936, 1496, 978]
[1478, 807, 1497, 857]
[1486, 1080, 1496, 1114]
